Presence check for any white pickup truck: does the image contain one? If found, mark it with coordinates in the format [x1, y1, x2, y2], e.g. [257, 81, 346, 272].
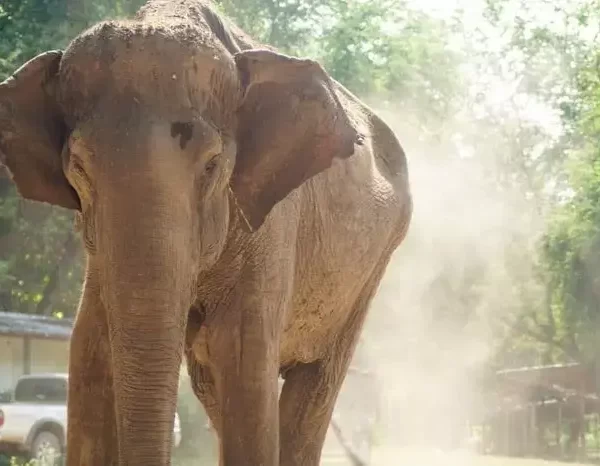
[0, 373, 182, 462]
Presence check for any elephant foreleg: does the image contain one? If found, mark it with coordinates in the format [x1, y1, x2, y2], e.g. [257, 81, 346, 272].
[211, 323, 280, 466]
[203, 242, 292, 466]
[66, 282, 118, 466]
[278, 264, 387, 466]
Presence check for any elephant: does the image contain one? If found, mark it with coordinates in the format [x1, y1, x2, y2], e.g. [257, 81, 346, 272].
[0, 1, 412, 465]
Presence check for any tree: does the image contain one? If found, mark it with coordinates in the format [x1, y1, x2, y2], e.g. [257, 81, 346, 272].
[541, 41, 600, 362]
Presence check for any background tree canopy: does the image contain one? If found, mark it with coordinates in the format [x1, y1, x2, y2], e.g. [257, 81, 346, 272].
[2, 0, 600, 375]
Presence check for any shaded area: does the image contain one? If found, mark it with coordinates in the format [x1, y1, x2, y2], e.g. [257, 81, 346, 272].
[469, 362, 600, 463]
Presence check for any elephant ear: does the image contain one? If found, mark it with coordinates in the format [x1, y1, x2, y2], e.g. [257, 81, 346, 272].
[0, 51, 79, 210]
[231, 49, 363, 232]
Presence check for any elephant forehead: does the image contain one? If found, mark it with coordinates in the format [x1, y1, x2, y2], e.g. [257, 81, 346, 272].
[59, 20, 240, 125]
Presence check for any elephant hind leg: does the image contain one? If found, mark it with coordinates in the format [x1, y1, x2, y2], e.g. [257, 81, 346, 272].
[185, 352, 221, 433]
[279, 359, 342, 466]
[184, 310, 221, 434]
[278, 262, 388, 466]
[185, 355, 226, 466]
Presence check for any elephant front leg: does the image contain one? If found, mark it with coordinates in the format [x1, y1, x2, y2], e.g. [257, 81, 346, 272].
[278, 264, 387, 466]
[66, 282, 118, 466]
[210, 312, 281, 466]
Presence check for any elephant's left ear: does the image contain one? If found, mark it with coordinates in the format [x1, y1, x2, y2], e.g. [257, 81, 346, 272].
[231, 49, 364, 232]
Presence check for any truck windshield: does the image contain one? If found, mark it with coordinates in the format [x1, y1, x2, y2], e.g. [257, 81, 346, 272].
[14, 378, 67, 403]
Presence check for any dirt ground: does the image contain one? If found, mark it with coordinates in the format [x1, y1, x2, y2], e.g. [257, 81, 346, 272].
[322, 447, 593, 466]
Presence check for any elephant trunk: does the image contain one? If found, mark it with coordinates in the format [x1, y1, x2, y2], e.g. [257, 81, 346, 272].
[97, 183, 193, 465]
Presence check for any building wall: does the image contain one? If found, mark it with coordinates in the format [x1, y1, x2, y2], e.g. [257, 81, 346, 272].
[0, 335, 69, 393]
[30, 339, 69, 374]
[0, 336, 24, 392]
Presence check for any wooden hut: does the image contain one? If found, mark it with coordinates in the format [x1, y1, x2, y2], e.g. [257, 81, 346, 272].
[471, 362, 600, 461]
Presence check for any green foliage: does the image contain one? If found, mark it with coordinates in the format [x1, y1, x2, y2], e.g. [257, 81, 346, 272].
[0, 0, 68, 80]
[0, 179, 83, 316]
[318, 0, 399, 95]
[217, 0, 323, 52]
[218, 0, 463, 105]
[541, 45, 600, 361]
[0, 455, 34, 466]
[0, 0, 147, 80]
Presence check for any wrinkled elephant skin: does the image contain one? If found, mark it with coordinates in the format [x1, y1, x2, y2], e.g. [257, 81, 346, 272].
[0, 1, 412, 465]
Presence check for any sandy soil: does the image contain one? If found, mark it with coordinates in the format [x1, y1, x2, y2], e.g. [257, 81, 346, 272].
[322, 448, 592, 466]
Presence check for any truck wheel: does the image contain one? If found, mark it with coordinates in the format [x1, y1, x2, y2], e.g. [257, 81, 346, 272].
[31, 431, 62, 465]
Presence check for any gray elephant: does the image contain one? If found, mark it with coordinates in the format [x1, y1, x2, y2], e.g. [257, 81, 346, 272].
[0, 1, 412, 465]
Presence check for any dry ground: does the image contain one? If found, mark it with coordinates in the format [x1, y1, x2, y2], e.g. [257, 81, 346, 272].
[322, 447, 593, 466]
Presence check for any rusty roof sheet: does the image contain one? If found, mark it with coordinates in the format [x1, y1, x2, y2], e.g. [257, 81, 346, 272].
[0, 311, 74, 340]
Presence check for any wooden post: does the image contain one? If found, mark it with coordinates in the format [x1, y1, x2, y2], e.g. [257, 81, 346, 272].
[523, 407, 528, 456]
[558, 403, 563, 458]
[579, 392, 586, 461]
[594, 416, 599, 454]
[506, 409, 512, 455]
[531, 405, 538, 456]
[504, 410, 508, 455]
[22, 336, 31, 375]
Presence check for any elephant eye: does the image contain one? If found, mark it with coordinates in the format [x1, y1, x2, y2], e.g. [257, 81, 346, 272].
[205, 155, 219, 174]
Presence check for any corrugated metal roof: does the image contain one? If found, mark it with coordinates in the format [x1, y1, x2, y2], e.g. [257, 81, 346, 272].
[0, 311, 74, 340]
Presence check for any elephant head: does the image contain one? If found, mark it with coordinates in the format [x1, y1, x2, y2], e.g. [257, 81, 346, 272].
[0, 16, 361, 463]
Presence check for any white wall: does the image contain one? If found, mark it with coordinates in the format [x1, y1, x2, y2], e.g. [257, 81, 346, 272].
[0, 335, 69, 392]
[30, 339, 69, 374]
[0, 336, 25, 392]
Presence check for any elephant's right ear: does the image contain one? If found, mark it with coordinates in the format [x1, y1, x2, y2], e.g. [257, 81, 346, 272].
[0, 51, 80, 210]
[231, 49, 363, 232]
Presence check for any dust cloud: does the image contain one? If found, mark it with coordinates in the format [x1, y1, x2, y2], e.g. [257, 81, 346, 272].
[337, 95, 553, 458]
